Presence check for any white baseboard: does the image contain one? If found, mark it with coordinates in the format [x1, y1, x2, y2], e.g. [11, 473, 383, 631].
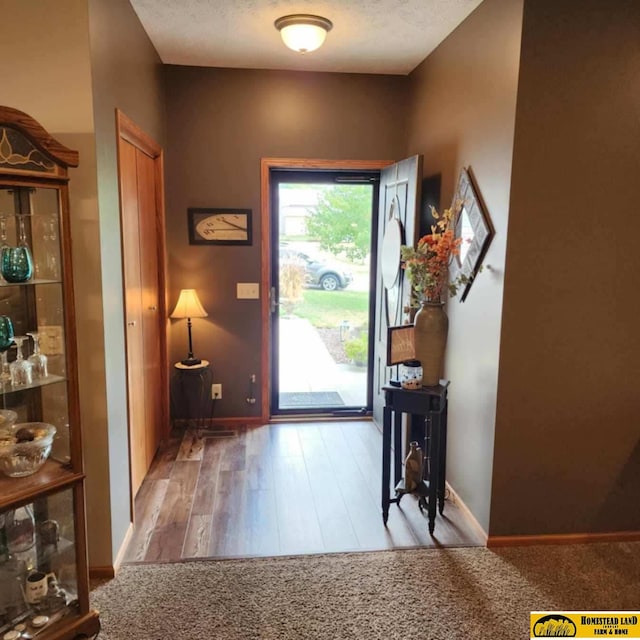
[113, 522, 134, 574]
[446, 481, 488, 545]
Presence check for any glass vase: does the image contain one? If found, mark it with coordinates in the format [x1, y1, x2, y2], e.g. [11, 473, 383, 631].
[0, 216, 34, 283]
[0, 315, 14, 383]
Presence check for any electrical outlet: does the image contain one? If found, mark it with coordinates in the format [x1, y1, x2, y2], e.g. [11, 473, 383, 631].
[211, 383, 222, 399]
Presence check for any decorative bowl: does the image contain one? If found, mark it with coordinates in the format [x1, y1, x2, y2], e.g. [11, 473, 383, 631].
[0, 422, 56, 477]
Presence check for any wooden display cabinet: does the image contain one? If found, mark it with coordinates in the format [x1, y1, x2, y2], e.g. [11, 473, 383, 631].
[0, 107, 99, 639]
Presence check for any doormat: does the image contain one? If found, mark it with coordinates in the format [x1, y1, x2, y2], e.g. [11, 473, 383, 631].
[280, 391, 345, 408]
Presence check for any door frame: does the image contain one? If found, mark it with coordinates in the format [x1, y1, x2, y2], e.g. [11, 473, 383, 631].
[115, 109, 170, 510]
[260, 158, 392, 422]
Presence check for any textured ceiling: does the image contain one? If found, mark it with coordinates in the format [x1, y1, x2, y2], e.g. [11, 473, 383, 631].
[128, 0, 484, 75]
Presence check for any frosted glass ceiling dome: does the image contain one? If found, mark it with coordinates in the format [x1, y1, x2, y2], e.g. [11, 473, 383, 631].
[274, 14, 333, 53]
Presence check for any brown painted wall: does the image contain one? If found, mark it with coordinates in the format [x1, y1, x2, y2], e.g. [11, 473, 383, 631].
[85, 0, 164, 566]
[87, 0, 166, 566]
[164, 66, 408, 416]
[405, 0, 524, 533]
[491, 0, 640, 535]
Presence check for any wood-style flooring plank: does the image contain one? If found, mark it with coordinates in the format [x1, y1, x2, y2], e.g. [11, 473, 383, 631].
[176, 430, 205, 461]
[244, 427, 273, 491]
[299, 428, 360, 552]
[154, 460, 201, 528]
[209, 469, 247, 556]
[144, 522, 189, 562]
[269, 423, 303, 458]
[190, 439, 224, 515]
[243, 488, 279, 556]
[271, 453, 324, 555]
[144, 435, 181, 481]
[124, 478, 170, 562]
[182, 514, 213, 558]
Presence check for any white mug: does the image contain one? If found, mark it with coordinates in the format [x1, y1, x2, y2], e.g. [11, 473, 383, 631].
[25, 571, 54, 604]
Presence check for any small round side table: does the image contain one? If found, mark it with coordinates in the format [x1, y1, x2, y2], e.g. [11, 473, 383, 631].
[170, 360, 213, 428]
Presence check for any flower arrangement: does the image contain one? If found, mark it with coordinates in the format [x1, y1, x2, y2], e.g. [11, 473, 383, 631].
[400, 201, 470, 306]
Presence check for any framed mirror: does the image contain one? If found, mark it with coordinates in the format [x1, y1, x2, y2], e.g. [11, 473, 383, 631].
[451, 167, 494, 302]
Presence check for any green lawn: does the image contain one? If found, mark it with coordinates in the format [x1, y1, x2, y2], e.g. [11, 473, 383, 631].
[286, 289, 369, 328]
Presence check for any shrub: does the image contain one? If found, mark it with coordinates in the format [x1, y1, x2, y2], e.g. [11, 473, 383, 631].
[344, 331, 368, 365]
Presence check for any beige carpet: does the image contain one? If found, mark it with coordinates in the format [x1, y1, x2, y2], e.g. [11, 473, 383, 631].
[91, 542, 640, 639]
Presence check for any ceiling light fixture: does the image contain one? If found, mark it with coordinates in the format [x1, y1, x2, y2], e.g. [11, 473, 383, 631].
[274, 14, 333, 54]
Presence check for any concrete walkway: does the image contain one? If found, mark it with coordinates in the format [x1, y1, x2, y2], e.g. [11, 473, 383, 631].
[278, 316, 367, 408]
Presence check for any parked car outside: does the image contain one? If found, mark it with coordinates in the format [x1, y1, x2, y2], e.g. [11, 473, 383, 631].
[279, 247, 353, 291]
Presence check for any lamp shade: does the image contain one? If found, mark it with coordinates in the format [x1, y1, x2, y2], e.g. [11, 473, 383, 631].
[274, 14, 333, 53]
[170, 289, 208, 319]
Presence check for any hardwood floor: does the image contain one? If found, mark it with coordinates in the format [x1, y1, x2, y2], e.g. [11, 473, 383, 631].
[123, 420, 484, 563]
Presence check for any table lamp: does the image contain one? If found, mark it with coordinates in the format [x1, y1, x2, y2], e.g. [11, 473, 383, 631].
[170, 289, 208, 366]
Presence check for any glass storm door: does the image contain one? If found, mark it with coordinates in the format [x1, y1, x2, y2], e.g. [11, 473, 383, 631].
[270, 170, 379, 416]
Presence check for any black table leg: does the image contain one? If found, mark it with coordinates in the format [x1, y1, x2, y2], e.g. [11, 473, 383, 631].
[438, 399, 448, 515]
[427, 413, 441, 535]
[382, 405, 392, 524]
[393, 409, 403, 489]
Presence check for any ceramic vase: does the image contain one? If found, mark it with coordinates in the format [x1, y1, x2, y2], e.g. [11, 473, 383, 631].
[413, 301, 448, 386]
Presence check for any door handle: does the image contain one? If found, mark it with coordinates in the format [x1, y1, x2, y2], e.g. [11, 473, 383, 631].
[270, 287, 279, 314]
[148, 306, 157, 311]
[127, 321, 136, 327]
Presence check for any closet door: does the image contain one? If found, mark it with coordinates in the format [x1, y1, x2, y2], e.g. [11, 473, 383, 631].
[136, 150, 162, 468]
[119, 140, 148, 497]
[117, 110, 168, 501]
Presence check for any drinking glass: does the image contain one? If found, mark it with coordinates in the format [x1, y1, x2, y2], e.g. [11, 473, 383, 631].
[27, 331, 48, 379]
[6, 504, 36, 553]
[1, 216, 34, 283]
[46, 213, 60, 279]
[10, 335, 33, 386]
[0, 315, 14, 382]
[0, 217, 8, 284]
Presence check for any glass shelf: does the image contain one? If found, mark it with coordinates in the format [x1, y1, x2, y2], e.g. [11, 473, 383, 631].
[0, 374, 65, 395]
[0, 279, 62, 287]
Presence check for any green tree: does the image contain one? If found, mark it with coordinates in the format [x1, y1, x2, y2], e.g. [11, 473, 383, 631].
[306, 185, 372, 261]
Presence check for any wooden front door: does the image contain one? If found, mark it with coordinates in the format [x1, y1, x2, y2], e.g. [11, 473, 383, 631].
[116, 110, 168, 500]
[372, 156, 422, 425]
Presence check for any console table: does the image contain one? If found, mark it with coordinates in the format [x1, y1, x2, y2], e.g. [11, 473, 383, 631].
[381, 381, 449, 534]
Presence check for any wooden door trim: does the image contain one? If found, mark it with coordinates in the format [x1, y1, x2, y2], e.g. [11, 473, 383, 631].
[260, 158, 393, 422]
[115, 109, 169, 503]
[117, 110, 162, 159]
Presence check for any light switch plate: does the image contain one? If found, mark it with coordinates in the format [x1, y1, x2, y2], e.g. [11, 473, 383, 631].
[237, 283, 259, 299]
